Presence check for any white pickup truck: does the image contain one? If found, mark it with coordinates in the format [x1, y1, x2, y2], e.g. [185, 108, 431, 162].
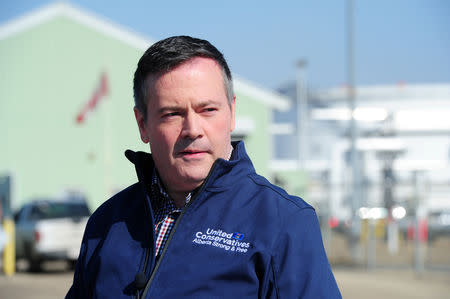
[14, 198, 90, 272]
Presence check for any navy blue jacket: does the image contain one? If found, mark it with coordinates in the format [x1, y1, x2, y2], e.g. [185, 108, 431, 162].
[67, 141, 341, 298]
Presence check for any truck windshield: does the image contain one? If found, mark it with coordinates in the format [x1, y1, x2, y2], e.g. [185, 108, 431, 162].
[33, 202, 90, 219]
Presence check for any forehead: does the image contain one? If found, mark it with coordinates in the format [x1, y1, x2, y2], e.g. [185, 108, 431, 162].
[145, 57, 226, 105]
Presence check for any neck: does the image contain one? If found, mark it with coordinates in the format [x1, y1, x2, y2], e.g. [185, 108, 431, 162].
[169, 191, 190, 209]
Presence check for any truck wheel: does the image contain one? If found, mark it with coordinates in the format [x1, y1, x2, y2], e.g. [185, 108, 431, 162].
[68, 259, 77, 271]
[25, 244, 42, 272]
[28, 258, 42, 272]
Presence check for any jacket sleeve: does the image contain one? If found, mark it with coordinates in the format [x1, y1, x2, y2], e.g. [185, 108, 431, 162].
[271, 207, 342, 298]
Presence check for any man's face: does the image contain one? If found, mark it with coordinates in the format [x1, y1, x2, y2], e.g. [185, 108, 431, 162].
[134, 57, 235, 197]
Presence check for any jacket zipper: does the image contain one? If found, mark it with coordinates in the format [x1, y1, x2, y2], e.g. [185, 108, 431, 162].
[139, 160, 220, 298]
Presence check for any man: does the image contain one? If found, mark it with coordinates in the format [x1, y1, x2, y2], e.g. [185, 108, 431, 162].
[67, 36, 341, 298]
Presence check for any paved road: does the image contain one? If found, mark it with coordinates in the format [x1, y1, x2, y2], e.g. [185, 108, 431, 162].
[335, 268, 450, 299]
[0, 266, 449, 298]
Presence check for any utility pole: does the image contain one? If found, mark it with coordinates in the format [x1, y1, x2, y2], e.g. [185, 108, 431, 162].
[296, 59, 308, 170]
[413, 171, 426, 275]
[347, 0, 361, 262]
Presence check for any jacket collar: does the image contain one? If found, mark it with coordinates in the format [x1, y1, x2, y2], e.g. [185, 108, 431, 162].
[125, 140, 255, 193]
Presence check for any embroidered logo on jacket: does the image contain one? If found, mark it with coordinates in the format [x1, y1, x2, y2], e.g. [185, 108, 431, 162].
[193, 228, 250, 253]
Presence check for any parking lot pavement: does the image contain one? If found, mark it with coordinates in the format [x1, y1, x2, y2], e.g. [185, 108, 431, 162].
[335, 267, 450, 299]
[0, 265, 449, 298]
[0, 271, 73, 299]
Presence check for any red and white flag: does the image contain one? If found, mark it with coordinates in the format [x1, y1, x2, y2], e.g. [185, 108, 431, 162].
[76, 72, 109, 124]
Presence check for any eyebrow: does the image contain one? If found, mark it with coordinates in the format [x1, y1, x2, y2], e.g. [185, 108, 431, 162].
[194, 99, 222, 109]
[157, 100, 222, 114]
[157, 106, 182, 115]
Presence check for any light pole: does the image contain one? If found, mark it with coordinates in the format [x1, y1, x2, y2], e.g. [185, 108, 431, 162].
[296, 59, 308, 170]
[347, 0, 361, 262]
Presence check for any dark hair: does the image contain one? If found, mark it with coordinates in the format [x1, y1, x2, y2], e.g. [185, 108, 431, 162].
[133, 35, 234, 119]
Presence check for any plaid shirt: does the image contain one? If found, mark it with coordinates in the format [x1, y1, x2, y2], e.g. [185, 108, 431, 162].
[149, 146, 233, 259]
[150, 169, 191, 258]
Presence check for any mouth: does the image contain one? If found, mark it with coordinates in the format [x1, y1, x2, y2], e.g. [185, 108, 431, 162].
[177, 149, 208, 158]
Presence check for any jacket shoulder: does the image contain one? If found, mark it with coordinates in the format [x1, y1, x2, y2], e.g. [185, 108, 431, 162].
[86, 183, 142, 233]
[247, 173, 313, 211]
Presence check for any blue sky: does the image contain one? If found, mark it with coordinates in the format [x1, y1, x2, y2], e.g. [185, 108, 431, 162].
[1, 0, 449, 90]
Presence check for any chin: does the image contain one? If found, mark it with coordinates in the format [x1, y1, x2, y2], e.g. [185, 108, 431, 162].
[179, 170, 208, 187]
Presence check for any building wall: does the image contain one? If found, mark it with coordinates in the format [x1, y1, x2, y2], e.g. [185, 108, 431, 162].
[234, 92, 271, 177]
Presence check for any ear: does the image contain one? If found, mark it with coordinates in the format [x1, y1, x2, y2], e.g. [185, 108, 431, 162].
[134, 107, 150, 143]
[230, 95, 236, 132]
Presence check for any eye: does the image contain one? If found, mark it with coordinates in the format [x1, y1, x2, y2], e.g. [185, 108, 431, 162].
[162, 111, 180, 118]
[202, 107, 217, 114]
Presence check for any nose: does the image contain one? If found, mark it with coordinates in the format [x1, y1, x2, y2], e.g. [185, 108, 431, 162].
[181, 112, 203, 139]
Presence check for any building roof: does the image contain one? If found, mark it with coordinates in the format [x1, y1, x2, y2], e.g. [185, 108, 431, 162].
[313, 83, 450, 103]
[0, 1, 291, 111]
